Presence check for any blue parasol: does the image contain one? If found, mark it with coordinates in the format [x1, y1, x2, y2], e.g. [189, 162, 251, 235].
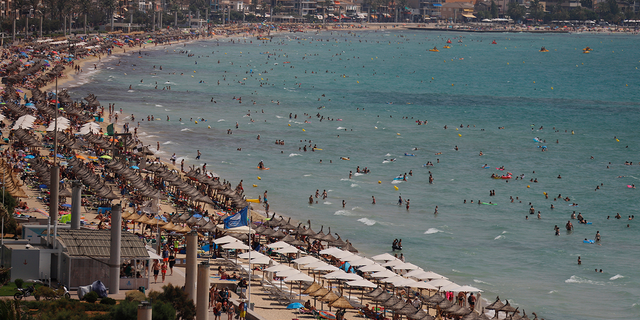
[287, 302, 304, 309]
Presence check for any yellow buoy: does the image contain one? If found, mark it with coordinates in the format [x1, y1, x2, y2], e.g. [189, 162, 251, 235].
[571, 130, 575, 135]
[357, 81, 359, 83]
[288, 124, 291, 126]
[195, 121, 198, 124]
[451, 84, 454, 86]
[208, 125, 211, 129]
[432, 77, 434, 80]
[527, 185, 530, 188]
[456, 128, 458, 131]
[616, 139, 620, 142]
[397, 133, 401, 136]
[378, 181, 382, 184]
[543, 192, 547, 195]
[302, 129, 306, 132]
[533, 81, 535, 83]
[253, 184, 257, 187]
[458, 134, 462, 137]
[551, 87, 554, 90]
[257, 177, 261, 180]
[394, 185, 399, 190]
[507, 62, 509, 65]
[193, 71, 196, 73]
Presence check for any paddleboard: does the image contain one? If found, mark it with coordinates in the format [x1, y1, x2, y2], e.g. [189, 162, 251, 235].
[257, 167, 270, 170]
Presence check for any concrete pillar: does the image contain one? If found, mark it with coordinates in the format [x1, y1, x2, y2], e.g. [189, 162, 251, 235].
[196, 262, 210, 319]
[184, 230, 198, 301]
[109, 205, 122, 294]
[50, 166, 59, 248]
[156, 230, 162, 255]
[137, 301, 152, 320]
[70, 181, 82, 230]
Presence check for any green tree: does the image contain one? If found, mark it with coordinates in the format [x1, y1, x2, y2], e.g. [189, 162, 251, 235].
[108, 300, 137, 320]
[607, 0, 619, 15]
[507, 2, 525, 21]
[529, 0, 544, 22]
[0, 300, 31, 320]
[149, 284, 195, 320]
[580, 0, 592, 9]
[152, 301, 176, 320]
[490, 0, 498, 18]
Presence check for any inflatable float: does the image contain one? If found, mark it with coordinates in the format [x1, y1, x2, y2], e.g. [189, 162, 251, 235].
[583, 239, 595, 244]
[404, 153, 416, 156]
[257, 166, 270, 170]
[340, 157, 350, 161]
[443, 45, 451, 49]
[246, 199, 260, 203]
[429, 48, 439, 52]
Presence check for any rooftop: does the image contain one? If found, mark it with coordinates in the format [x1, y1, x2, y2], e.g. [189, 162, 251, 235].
[57, 229, 149, 259]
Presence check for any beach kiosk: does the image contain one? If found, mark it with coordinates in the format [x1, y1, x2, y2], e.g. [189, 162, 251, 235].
[55, 229, 151, 290]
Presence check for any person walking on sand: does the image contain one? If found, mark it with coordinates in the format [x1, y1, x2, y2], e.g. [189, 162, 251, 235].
[152, 259, 160, 283]
[161, 261, 168, 282]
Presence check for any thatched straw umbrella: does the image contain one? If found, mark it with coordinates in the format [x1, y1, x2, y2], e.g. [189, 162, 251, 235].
[329, 296, 356, 310]
[319, 291, 340, 311]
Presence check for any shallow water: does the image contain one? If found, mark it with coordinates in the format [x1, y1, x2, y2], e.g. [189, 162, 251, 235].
[69, 30, 640, 319]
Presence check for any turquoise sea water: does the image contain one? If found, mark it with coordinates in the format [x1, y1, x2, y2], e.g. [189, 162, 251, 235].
[69, 30, 639, 319]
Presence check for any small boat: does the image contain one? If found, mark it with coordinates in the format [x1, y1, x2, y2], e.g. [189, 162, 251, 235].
[429, 48, 439, 52]
[443, 45, 451, 49]
[491, 40, 497, 44]
[446, 39, 452, 44]
[540, 49, 549, 52]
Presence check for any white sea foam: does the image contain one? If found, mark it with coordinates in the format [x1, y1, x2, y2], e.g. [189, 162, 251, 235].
[609, 274, 624, 281]
[181, 128, 192, 132]
[276, 115, 283, 118]
[334, 210, 354, 216]
[451, 269, 461, 273]
[146, 135, 158, 138]
[155, 104, 163, 107]
[354, 173, 364, 176]
[127, 90, 135, 93]
[218, 119, 226, 122]
[391, 180, 403, 184]
[473, 279, 492, 286]
[382, 161, 391, 164]
[350, 183, 359, 188]
[385, 153, 392, 156]
[303, 174, 311, 177]
[494, 235, 504, 240]
[163, 141, 173, 145]
[358, 218, 376, 226]
[323, 201, 332, 205]
[337, 127, 346, 130]
[289, 153, 302, 157]
[340, 178, 350, 181]
[424, 228, 442, 234]
[565, 275, 605, 286]
[548, 290, 556, 294]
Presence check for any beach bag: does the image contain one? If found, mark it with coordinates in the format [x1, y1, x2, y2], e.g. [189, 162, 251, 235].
[78, 285, 91, 300]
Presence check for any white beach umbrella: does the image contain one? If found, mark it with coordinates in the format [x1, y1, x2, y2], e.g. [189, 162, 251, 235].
[265, 264, 294, 273]
[267, 241, 290, 249]
[293, 256, 320, 265]
[320, 247, 344, 255]
[404, 269, 427, 278]
[395, 278, 420, 287]
[440, 283, 461, 292]
[332, 273, 363, 281]
[249, 255, 274, 265]
[323, 270, 347, 279]
[358, 264, 387, 273]
[331, 250, 355, 260]
[214, 235, 239, 244]
[455, 285, 483, 292]
[418, 272, 448, 281]
[392, 262, 419, 270]
[346, 279, 377, 288]
[284, 273, 314, 282]
[223, 241, 250, 250]
[381, 275, 405, 284]
[314, 265, 339, 272]
[276, 269, 302, 277]
[46, 117, 70, 131]
[239, 251, 266, 259]
[340, 254, 364, 262]
[276, 246, 300, 254]
[304, 261, 332, 269]
[382, 259, 404, 267]
[412, 281, 438, 290]
[369, 269, 398, 278]
[371, 253, 397, 261]
[426, 279, 452, 288]
[349, 257, 374, 266]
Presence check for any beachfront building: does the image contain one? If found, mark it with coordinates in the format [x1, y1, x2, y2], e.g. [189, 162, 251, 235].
[55, 229, 151, 289]
[441, 1, 476, 21]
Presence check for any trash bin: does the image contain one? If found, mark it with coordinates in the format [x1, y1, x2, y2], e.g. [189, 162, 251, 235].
[138, 286, 145, 294]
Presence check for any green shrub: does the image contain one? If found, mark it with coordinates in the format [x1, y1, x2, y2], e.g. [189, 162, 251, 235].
[34, 286, 57, 300]
[152, 300, 176, 320]
[84, 291, 99, 303]
[108, 300, 137, 320]
[154, 284, 195, 320]
[125, 290, 146, 302]
[14, 278, 24, 289]
[100, 297, 117, 305]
